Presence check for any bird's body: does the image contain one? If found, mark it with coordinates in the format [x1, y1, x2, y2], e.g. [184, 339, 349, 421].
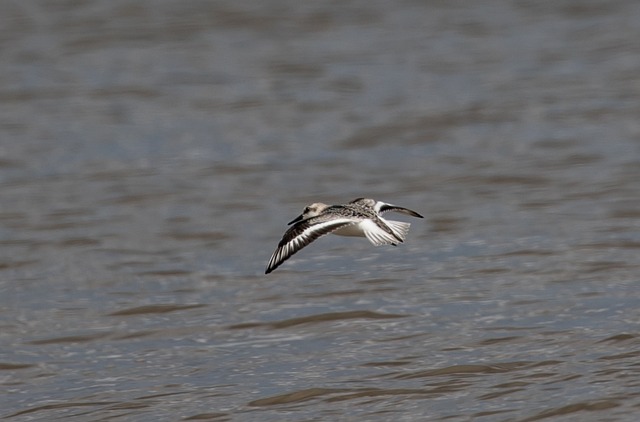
[265, 198, 423, 274]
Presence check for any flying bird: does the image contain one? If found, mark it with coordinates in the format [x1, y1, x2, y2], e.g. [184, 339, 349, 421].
[265, 198, 423, 274]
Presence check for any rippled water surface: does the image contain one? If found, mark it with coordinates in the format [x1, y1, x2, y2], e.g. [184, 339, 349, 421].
[2, 1, 640, 421]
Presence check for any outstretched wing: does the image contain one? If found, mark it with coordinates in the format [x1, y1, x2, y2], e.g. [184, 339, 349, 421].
[376, 202, 424, 219]
[265, 217, 354, 274]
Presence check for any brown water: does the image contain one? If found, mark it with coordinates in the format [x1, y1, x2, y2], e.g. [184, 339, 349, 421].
[2, 1, 640, 421]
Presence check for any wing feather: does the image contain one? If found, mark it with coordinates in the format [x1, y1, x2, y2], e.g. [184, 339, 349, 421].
[376, 203, 424, 219]
[265, 218, 354, 274]
[360, 219, 403, 246]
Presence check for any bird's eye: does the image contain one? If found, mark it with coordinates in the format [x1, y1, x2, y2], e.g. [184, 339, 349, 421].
[304, 207, 310, 212]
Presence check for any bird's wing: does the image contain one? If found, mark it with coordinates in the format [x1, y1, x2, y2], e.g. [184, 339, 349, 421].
[265, 217, 354, 274]
[376, 202, 424, 219]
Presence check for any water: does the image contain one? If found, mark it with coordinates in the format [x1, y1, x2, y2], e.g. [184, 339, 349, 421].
[2, 1, 640, 421]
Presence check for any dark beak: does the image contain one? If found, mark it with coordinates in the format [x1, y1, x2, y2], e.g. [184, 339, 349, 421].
[287, 213, 304, 225]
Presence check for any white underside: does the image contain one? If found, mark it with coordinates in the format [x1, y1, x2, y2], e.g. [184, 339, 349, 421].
[332, 224, 367, 237]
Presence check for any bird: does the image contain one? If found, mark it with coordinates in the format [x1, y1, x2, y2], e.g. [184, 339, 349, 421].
[265, 198, 423, 274]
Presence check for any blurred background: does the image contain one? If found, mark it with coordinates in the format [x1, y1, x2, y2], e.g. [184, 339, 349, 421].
[1, 1, 640, 420]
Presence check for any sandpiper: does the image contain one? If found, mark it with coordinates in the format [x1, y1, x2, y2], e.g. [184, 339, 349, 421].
[265, 198, 423, 274]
